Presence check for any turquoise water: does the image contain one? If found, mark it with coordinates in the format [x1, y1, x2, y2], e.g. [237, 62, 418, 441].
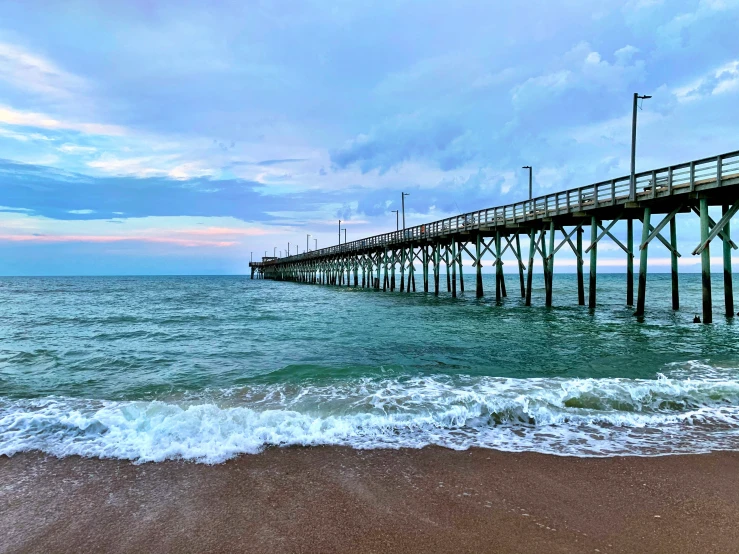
[2, 274, 739, 462]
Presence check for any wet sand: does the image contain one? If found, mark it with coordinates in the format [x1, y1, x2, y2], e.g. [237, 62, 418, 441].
[1, 447, 738, 553]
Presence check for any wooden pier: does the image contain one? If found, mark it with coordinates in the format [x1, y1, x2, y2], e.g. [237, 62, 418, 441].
[250, 150, 739, 324]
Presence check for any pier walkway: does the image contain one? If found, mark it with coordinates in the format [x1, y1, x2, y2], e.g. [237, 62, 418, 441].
[250, 150, 739, 323]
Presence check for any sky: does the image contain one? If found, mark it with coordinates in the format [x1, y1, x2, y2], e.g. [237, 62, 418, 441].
[0, 0, 738, 275]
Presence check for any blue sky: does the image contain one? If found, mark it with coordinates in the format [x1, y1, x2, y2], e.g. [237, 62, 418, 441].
[0, 0, 738, 275]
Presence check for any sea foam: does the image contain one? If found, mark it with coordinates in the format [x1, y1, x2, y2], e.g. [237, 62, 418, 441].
[3, 363, 739, 463]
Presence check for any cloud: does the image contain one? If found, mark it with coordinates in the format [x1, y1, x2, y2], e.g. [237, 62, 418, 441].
[0, 41, 86, 100]
[330, 113, 475, 174]
[674, 60, 739, 102]
[511, 42, 646, 109]
[0, 105, 126, 136]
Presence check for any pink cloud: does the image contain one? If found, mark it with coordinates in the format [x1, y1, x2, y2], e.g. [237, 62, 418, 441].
[173, 226, 270, 236]
[0, 234, 237, 247]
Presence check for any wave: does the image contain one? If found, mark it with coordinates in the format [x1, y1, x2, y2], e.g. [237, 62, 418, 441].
[2, 364, 739, 464]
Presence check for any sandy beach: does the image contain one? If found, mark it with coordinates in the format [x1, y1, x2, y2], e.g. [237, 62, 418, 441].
[2, 447, 738, 553]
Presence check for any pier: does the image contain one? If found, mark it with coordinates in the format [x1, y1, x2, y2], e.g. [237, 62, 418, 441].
[250, 150, 739, 324]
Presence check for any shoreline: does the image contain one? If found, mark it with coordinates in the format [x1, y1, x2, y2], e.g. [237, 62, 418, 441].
[2, 447, 739, 553]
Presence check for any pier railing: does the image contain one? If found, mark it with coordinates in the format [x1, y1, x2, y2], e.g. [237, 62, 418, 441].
[254, 150, 739, 266]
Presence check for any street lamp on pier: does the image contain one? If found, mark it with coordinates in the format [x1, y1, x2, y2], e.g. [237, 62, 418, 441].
[630, 92, 652, 201]
[391, 210, 399, 231]
[522, 166, 532, 200]
[401, 192, 410, 230]
[314, 238, 318, 250]
[338, 220, 341, 245]
[307, 234, 311, 252]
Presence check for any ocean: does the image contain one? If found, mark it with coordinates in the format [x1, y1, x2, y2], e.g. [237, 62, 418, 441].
[1, 273, 739, 463]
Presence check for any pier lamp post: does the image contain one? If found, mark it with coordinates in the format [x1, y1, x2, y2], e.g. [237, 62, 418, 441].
[522, 166, 533, 199]
[630, 92, 652, 201]
[288, 243, 290, 256]
[391, 210, 399, 231]
[343, 228, 347, 244]
[314, 238, 318, 250]
[339, 220, 341, 245]
[264, 250, 267, 258]
[250, 252, 253, 262]
[401, 192, 410, 230]
[273, 247, 276, 257]
[307, 234, 311, 252]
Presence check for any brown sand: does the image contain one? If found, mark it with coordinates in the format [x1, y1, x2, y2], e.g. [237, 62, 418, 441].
[1, 447, 738, 553]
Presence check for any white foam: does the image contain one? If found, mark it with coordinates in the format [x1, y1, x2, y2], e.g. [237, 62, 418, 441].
[3, 366, 739, 463]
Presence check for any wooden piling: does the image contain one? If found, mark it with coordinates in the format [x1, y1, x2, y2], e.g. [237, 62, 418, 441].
[445, 245, 451, 292]
[390, 250, 396, 291]
[495, 231, 502, 303]
[525, 229, 535, 306]
[589, 216, 597, 309]
[423, 247, 429, 293]
[700, 198, 712, 323]
[626, 219, 634, 306]
[576, 228, 585, 305]
[516, 234, 525, 298]
[476, 234, 484, 298]
[451, 239, 457, 298]
[458, 244, 465, 293]
[670, 217, 679, 311]
[723, 205, 734, 317]
[635, 208, 651, 317]
[546, 221, 555, 307]
[434, 244, 440, 296]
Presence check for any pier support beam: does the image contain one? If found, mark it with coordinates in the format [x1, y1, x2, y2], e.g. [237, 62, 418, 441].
[445, 246, 451, 292]
[700, 198, 713, 324]
[546, 221, 555, 307]
[451, 239, 457, 298]
[458, 244, 464, 293]
[723, 205, 734, 318]
[476, 234, 484, 298]
[516, 235, 525, 298]
[589, 217, 598, 309]
[670, 217, 679, 310]
[576, 228, 585, 305]
[423, 247, 429, 293]
[635, 208, 651, 317]
[390, 250, 396, 291]
[400, 247, 406, 292]
[495, 231, 503, 303]
[434, 244, 440, 296]
[627, 219, 634, 306]
[525, 229, 535, 306]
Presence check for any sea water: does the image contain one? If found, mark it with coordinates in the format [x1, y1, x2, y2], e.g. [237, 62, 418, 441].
[1, 274, 739, 463]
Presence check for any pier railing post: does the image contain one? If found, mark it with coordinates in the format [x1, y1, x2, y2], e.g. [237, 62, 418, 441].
[723, 204, 734, 318]
[635, 208, 651, 317]
[589, 216, 598, 309]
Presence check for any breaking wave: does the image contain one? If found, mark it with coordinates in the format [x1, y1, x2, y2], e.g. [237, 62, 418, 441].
[2, 361, 739, 463]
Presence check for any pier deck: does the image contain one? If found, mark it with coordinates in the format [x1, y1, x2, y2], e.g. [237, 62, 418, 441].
[250, 150, 739, 323]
